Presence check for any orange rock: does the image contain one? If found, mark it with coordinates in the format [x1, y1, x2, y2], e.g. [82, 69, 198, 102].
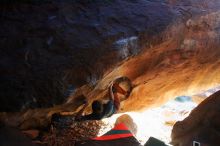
[22, 130, 39, 139]
[165, 121, 176, 126]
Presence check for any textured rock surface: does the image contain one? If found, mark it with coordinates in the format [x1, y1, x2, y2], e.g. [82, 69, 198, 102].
[0, 0, 175, 112]
[0, 0, 220, 130]
[171, 90, 220, 146]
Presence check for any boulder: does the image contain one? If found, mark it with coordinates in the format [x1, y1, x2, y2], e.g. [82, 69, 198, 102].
[171, 90, 220, 146]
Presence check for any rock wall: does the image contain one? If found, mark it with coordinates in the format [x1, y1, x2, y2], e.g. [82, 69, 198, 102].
[0, 0, 220, 130]
[171, 90, 220, 146]
[0, 0, 175, 112]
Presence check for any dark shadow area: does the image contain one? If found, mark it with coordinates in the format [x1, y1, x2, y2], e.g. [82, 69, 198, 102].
[0, 0, 176, 112]
[0, 124, 42, 146]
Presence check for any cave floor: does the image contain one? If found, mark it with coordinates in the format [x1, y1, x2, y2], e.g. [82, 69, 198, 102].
[41, 96, 197, 146]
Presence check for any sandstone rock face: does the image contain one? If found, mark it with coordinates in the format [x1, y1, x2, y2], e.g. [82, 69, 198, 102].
[0, 0, 175, 112]
[171, 90, 220, 146]
[95, 10, 220, 112]
[1, 0, 220, 130]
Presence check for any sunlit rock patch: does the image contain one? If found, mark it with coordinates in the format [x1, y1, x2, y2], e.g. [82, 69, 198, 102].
[192, 85, 220, 104]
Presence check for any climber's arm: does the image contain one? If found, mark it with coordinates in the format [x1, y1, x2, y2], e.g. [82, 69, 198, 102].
[109, 82, 120, 110]
[109, 83, 115, 101]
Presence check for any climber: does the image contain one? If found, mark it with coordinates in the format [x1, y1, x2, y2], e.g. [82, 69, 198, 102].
[75, 76, 132, 121]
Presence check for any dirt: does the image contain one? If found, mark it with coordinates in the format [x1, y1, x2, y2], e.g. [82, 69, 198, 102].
[41, 120, 107, 146]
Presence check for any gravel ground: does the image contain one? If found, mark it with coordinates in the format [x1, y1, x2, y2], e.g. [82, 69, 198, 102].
[42, 119, 108, 146]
